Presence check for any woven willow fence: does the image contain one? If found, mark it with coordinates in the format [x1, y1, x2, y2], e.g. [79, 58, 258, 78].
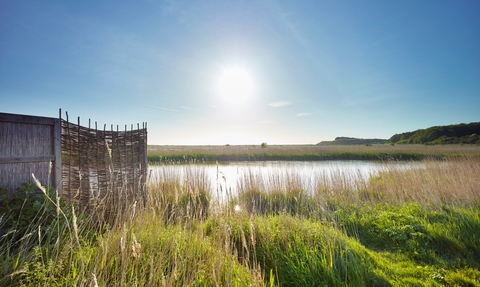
[61, 114, 148, 220]
[61, 114, 147, 219]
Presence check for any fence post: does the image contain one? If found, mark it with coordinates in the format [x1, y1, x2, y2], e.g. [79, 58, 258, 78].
[54, 117, 62, 194]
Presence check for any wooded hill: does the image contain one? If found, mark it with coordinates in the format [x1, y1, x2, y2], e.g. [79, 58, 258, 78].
[388, 122, 480, 145]
[317, 122, 480, 145]
[317, 137, 387, 145]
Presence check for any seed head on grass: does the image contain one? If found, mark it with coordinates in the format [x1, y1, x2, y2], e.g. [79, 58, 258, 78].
[91, 273, 99, 287]
[131, 234, 141, 259]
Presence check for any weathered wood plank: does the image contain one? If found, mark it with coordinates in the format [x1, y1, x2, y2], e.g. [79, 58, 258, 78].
[0, 155, 55, 163]
[0, 112, 57, 126]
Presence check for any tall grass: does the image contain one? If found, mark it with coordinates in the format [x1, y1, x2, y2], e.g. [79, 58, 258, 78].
[148, 144, 480, 163]
[1, 157, 480, 286]
[148, 144, 480, 157]
[363, 157, 480, 207]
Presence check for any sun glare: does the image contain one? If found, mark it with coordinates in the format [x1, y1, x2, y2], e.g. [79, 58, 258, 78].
[217, 68, 254, 105]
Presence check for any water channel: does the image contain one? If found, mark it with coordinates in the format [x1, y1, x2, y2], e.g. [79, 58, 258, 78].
[149, 160, 424, 200]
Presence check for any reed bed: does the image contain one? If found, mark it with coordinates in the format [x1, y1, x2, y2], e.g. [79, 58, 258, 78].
[148, 144, 480, 159]
[234, 157, 480, 215]
[364, 157, 480, 207]
[1, 157, 479, 286]
[148, 144, 480, 156]
[148, 144, 480, 163]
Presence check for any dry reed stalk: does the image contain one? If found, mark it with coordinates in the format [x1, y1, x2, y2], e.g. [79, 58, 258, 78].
[232, 157, 480, 212]
[147, 165, 212, 223]
[364, 157, 480, 207]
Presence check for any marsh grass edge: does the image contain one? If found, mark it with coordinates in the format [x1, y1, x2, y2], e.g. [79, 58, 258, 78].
[147, 144, 480, 163]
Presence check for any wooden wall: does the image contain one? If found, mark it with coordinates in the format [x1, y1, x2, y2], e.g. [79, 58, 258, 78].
[0, 112, 61, 195]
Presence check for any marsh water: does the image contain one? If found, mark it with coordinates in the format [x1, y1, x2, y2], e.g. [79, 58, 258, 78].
[149, 160, 424, 199]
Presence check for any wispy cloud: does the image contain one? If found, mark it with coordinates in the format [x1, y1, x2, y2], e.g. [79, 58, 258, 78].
[296, 113, 311, 117]
[180, 106, 199, 111]
[268, 101, 292, 107]
[149, 105, 177, 112]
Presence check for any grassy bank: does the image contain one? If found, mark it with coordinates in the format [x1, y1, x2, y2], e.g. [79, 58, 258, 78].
[1, 157, 480, 286]
[148, 144, 480, 163]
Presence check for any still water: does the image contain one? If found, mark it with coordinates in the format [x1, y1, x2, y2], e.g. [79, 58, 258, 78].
[149, 161, 422, 198]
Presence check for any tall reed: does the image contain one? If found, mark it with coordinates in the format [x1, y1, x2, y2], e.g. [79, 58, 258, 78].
[2, 157, 479, 286]
[362, 157, 480, 207]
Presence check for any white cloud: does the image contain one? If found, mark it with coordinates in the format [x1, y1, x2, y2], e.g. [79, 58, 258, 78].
[296, 113, 311, 117]
[268, 101, 292, 107]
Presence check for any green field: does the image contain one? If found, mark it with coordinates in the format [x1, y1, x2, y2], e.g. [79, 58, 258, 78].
[148, 144, 480, 163]
[1, 148, 480, 286]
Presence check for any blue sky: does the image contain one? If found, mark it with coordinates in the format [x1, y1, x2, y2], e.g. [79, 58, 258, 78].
[1, 0, 479, 145]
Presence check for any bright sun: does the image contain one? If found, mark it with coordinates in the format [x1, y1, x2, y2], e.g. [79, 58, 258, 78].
[217, 68, 254, 105]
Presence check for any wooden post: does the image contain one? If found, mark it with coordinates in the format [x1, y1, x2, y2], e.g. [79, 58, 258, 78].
[54, 117, 62, 194]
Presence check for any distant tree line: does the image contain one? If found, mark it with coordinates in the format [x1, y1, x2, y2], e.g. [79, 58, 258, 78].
[317, 137, 387, 146]
[388, 122, 480, 145]
[316, 122, 480, 146]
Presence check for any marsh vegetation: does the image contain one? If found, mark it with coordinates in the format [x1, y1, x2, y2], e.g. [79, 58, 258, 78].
[148, 144, 480, 163]
[1, 153, 480, 286]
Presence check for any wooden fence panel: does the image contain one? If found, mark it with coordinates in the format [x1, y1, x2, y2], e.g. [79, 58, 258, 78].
[0, 113, 61, 195]
[60, 114, 148, 218]
[1, 111, 147, 223]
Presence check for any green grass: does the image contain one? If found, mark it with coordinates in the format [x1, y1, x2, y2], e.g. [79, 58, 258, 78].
[2, 205, 479, 286]
[1, 157, 480, 286]
[148, 152, 435, 163]
[148, 144, 480, 163]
